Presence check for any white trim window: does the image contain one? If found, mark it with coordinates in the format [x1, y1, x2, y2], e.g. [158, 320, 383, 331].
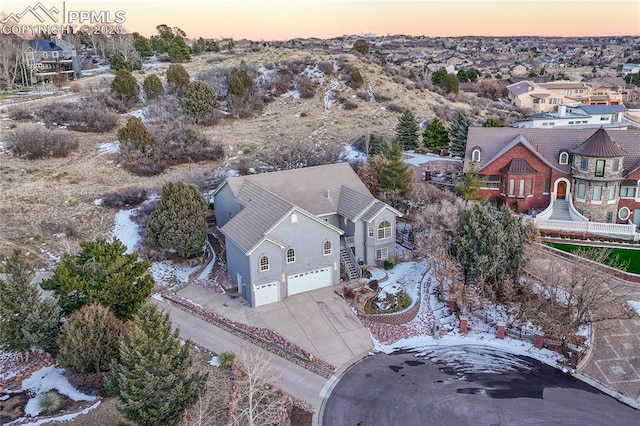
[577, 183, 586, 200]
[259, 255, 270, 272]
[322, 240, 332, 256]
[559, 152, 569, 165]
[286, 248, 295, 263]
[375, 247, 389, 260]
[368, 227, 374, 238]
[377, 220, 392, 240]
[471, 149, 481, 163]
[619, 207, 630, 221]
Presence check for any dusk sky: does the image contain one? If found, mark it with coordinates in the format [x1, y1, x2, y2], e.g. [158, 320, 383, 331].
[2, 0, 639, 40]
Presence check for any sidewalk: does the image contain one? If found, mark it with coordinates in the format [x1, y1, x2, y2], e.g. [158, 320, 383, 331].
[152, 298, 328, 412]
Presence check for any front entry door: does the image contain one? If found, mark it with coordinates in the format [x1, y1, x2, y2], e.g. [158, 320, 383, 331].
[557, 181, 567, 199]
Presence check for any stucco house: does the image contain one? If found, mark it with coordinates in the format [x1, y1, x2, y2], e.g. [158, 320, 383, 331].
[212, 163, 402, 307]
[23, 37, 81, 84]
[464, 127, 640, 239]
[511, 104, 628, 129]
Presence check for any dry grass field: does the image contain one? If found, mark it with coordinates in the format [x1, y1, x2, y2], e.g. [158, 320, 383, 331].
[0, 48, 490, 267]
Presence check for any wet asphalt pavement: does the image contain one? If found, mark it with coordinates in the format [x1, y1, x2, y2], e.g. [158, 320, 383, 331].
[322, 346, 640, 426]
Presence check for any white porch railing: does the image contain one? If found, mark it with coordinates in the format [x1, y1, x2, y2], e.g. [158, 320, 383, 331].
[567, 195, 589, 222]
[532, 218, 639, 240]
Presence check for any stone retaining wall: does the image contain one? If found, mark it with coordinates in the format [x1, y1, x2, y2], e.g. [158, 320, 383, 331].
[358, 287, 422, 325]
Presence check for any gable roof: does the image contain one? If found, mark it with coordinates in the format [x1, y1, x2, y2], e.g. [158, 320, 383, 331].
[27, 39, 63, 52]
[465, 127, 640, 175]
[218, 163, 400, 253]
[571, 128, 627, 157]
[499, 158, 537, 174]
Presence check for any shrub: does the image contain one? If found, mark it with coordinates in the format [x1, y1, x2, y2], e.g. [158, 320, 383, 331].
[295, 75, 316, 99]
[117, 117, 152, 151]
[317, 61, 335, 75]
[273, 69, 293, 95]
[146, 181, 209, 257]
[36, 100, 118, 132]
[8, 127, 78, 159]
[166, 63, 190, 91]
[217, 351, 237, 368]
[101, 187, 148, 208]
[356, 91, 370, 101]
[182, 81, 218, 120]
[38, 392, 61, 414]
[373, 92, 392, 102]
[57, 303, 128, 373]
[142, 74, 164, 100]
[386, 103, 404, 113]
[342, 285, 356, 300]
[69, 81, 81, 92]
[110, 69, 139, 105]
[7, 106, 32, 120]
[342, 100, 358, 110]
[383, 260, 394, 270]
[368, 280, 379, 290]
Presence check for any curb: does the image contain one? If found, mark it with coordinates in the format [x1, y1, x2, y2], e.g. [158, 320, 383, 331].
[572, 371, 640, 410]
[313, 350, 372, 426]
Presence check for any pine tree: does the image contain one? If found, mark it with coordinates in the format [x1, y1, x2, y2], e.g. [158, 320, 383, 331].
[106, 303, 207, 426]
[395, 109, 419, 150]
[368, 134, 389, 155]
[482, 117, 503, 127]
[378, 143, 412, 210]
[448, 112, 473, 157]
[142, 74, 164, 100]
[133, 33, 153, 58]
[0, 249, 61, 359]
[182, 81, 218, 119]
[117, 116, 153, 151]
[111, 69, 139, 104]
[167, 36, 191, 63]
[423, 117, 450, 153]
[40, 238, 154, 321]
[146, 181, 208, 258]
[57, 303, 127, 373]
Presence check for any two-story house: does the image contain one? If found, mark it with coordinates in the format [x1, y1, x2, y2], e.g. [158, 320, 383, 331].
[212, 163, 402, 307]
[464, 127, 640, 233]
[511, 104, 628, 129]
[23, 37, 81, 85]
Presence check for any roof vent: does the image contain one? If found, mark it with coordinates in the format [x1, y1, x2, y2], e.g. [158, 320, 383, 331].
[326, 190, 331, 200]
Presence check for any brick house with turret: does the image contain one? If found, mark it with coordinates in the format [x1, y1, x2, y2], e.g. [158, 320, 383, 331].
[464, 127, 640, 235]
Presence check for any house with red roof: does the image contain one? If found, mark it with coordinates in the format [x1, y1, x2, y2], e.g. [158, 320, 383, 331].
[464, 127, 640, 239]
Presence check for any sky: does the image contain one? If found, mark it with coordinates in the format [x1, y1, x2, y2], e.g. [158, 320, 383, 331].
[2, 0, 639, 40]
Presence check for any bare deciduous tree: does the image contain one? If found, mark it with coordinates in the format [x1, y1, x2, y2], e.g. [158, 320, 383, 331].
[234, 346, 286, 426]
[110, 34, 141, 69]
[0, 34, 27, 89]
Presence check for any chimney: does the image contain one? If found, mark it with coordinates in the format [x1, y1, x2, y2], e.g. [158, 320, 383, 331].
[558, 104, 567, 117]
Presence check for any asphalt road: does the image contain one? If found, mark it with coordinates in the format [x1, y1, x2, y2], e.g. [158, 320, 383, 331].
[322, 346, 640, 426]
[152, 298, 328, 409]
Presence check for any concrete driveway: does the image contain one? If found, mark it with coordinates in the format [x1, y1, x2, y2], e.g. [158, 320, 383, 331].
[177, 285, 372, 368]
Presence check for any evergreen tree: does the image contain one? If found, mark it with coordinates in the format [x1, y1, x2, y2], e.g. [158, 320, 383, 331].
[166, 64, 190, 91]
[109, 54, 131, 71]
[0, 249, 61, 359]
[482, 117, 503, 127]
[351, 39, 370, 55]
[142, 74, 164, 100]
[368, 134, 390, 155]
[133, 33, 153, 58]
[423, 117, 450, 152]
[378, 143, 412, 209]
[117, 116, 153, 151]
[442, 73, 460, 94]
[448, 112, 473, 157]
[57, 303, 127, 373]
[455, 166, 488, 201]
[167, 36, 191, 63]
[106, 303, 207, 426]
[431, 67, 448, 86]
[349, 67, 364, 88]
[182, 81, 218, 120]
[110, 69, 139, 104]
[395, 109, 419, 150]
[40, 238, 154, 321]
[146, 181, 208, 258]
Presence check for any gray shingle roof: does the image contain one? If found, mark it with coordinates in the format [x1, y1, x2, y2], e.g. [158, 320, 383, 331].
[465, 127, 640, 175]
[572, 128, 627, 157]
[221, 180, 293, 252]
[225, 163, 371, 216]
[360, 201, 387, 222]
[337, 186, 375, 220]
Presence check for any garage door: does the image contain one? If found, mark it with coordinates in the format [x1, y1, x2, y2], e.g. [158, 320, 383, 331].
[287, 267, 332, 296]
[253, 282, 279, 307]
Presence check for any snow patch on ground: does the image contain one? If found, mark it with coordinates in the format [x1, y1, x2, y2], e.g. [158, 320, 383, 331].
[209, 356, 220, 367]
[323, 79, 340, 112]
[110, 209, 141, 254]
[627, 300, 640, 317]
[0, 141, 12, 155]
[282, 90, 301, 99]
[340, 144, 366, 163]
[17, 366, 96, 417]
[403, 151, 463, 167]
[98, 141, 120, 155]
[124, 107, 149, 123]
[151, 261, 198, 287]
[6, 401, 101, 426]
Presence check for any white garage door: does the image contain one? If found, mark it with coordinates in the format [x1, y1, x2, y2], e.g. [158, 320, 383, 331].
[287, 267, 332, 296]
[253, 282, 279, 307]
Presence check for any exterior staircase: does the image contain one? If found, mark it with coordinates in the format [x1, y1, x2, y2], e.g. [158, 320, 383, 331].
[549, 199, 572, 221]
[340, 247, 360, 281]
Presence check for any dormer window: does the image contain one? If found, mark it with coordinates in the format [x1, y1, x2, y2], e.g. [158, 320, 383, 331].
[471, 148, 481, 163]
[559, 151, 569, 165]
